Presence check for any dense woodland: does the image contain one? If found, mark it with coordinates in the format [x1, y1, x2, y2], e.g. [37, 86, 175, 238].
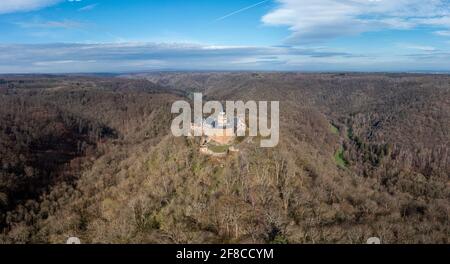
[0, 73, 448, 243]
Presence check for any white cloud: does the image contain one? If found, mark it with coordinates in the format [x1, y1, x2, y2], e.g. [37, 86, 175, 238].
[15, 19, 84, 29]
[78, 3, 97, 12]
[434, 30, 450, 36]
[262, 0, 450, 43]
[402, 44, 437, 52]
[0, 0, 63, 14]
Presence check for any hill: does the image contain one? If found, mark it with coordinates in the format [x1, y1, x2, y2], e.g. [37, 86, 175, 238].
[0, 73, 448, 243]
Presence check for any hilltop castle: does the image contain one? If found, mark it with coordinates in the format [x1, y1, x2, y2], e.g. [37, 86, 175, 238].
[191, 112, 246, 145]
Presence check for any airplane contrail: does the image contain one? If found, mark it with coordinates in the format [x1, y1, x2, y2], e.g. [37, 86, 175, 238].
[214, 0, 271, 22]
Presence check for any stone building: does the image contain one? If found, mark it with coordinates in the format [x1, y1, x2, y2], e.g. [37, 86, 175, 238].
[191, 112, 246, 145]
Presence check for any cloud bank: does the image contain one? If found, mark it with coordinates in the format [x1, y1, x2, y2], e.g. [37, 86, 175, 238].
[262, 0, 450, 43]
[0, 0, 62, 14]
[0, 42, 448, 73]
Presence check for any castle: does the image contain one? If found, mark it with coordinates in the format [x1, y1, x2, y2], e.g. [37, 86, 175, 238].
[191, 112, 246, 145]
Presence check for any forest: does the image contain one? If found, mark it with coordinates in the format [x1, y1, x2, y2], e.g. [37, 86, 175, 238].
[0, 73, 448, 243]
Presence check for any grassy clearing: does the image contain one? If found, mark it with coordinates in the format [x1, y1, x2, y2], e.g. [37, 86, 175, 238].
[330, 124, 339, 135]
[334, 147, 348, 168]
[208, 144, 229, 153]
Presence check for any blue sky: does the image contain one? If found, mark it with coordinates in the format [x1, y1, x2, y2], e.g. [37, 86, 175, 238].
[0, 0, 450, 73]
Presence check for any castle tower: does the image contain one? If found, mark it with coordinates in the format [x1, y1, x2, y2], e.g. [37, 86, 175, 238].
[217, 112, 227, 128]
